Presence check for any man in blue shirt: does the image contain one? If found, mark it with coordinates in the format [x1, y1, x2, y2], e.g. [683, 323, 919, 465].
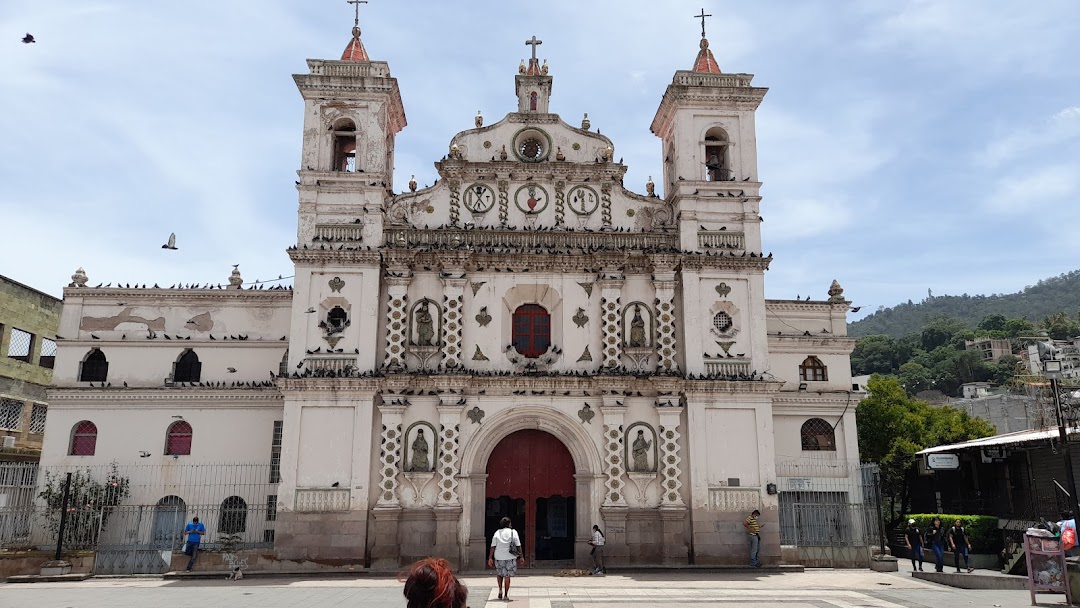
[183, 516, 206, 572]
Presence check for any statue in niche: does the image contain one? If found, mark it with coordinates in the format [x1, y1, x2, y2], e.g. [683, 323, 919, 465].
[631, 429, 653, 472]
[410, 428, 431, 472]
[415, 302, 435, 346]
[629, 305, 647, 348]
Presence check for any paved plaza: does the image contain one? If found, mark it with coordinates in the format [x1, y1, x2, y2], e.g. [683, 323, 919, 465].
[0, 569, 1068, 608]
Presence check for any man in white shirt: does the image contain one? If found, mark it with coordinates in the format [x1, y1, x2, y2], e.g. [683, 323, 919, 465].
[589, 524, 606, 575]
[488, 516, 524, 601]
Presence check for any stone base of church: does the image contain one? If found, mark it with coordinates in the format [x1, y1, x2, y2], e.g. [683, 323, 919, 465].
[689, 508, 781, 565]
[273, 510, 368, 562]
[600, 507, 690, 566]
[370, 506, 463, 570]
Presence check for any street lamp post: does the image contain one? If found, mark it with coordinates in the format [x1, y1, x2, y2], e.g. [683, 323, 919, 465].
[1043, 357, 1080, 522]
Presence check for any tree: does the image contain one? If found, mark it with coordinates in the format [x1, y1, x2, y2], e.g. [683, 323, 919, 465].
[1041, 312, 1080, 340]
[38, 463, 130, 550]
[856, 375, 994, 527]
[851, 335, 903, 375]
[978, 314, 1008, 332]
[1004, 317, 1037, 338]
[897, 362, 933, 395]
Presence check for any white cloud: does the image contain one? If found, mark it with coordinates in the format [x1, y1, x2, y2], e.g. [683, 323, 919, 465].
[984, 164, 1080, 214]
[978, 106, 1080, 168]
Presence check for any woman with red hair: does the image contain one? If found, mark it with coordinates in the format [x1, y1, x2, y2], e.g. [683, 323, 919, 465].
[402, 557, 468, 608]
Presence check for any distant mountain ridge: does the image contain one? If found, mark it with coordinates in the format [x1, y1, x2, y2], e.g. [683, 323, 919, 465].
[848, 270, 1080, 338]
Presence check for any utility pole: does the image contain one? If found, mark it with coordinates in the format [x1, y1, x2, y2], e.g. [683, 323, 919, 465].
[1041, 345, 1080, 522]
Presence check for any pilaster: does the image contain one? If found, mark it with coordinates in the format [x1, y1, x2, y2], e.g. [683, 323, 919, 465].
[376, 404, 406, 507]
[436, 403, 463, 506]
[599, 276, 625, 369]
[384, 275, 411, 369]
[600, 403, 628, 507]
[440, 276, 466, 371]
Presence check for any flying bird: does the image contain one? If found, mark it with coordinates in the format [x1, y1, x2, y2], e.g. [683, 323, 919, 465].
[162, 233, 178, 250]
[139, 451, 151, 458]
[22, 33, 35, 44]
[850, 306, 862, 313]
[226, 367, 237, 373]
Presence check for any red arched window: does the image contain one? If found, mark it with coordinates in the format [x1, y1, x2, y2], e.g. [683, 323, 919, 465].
[165, 421, 193, 456]
[69, 421, 98, 456]
[512, 304, 550, 358]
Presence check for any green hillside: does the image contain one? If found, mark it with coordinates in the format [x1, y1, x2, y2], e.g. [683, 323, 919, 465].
[849, 270, 1080, 338]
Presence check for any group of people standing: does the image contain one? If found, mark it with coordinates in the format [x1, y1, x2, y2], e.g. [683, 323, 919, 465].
[904, 517, 974, 573]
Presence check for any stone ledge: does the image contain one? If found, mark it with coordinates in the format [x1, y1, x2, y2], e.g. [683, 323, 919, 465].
[5, 573, 91, 583]
[912, 570, 1027, 590]
[164, 568, 370, 580]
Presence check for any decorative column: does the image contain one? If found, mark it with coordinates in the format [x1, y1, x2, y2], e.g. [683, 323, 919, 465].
[434, 402, 463, 566]
[657, 405, 688, 565]
[653, 263, 679, 373]
[384, 274, 411, 370]
[440, 275, 466, 370]
[375, 404, 405, 507]
[447, 178, 461, 227]
[599, 397, 629, 564]
[599, 275, 624, 369]
[656, 408, 685, 509]
[435, 403, 463, 506]
[372, 403, 405, 569]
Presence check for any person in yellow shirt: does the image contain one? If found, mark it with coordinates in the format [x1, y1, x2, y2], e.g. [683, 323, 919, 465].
[742, 509, 762, 568]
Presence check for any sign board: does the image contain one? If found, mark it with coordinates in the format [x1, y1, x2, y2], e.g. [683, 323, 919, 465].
[927, 453, 960, 470]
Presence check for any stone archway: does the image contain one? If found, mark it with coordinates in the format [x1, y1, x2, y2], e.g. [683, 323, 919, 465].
[459, 405, 603, 569]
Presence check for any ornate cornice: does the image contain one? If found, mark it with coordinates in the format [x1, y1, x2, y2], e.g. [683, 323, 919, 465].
[47, 387, 284, 406]
[764, 300, 843, 313]
[767, 336, 858, 352]
[287, 247, 382, 265]
[682, 380, 784, 396]
[62, 288, 292, 304]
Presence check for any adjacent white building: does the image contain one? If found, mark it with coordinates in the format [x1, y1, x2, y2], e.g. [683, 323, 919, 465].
[43, 16, 862, 569]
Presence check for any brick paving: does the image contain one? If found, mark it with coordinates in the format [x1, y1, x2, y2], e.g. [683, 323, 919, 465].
[0, 569, 1068, 608]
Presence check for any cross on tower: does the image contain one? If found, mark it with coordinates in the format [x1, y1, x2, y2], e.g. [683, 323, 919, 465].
[348, 0, 368, 28]
[694, 8, 712, 38]
[525, 35, 543, 61]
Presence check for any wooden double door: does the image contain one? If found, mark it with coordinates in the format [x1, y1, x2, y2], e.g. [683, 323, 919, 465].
[485, 429, 576, 565]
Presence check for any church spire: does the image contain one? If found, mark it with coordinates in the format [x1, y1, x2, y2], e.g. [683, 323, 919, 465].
[691, 8, 721, 74]
[340, 0, 370, 62]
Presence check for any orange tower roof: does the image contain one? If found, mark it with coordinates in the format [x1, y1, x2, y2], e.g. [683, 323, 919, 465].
[341, 26, 369, 62]
[692, 37, 721, 74]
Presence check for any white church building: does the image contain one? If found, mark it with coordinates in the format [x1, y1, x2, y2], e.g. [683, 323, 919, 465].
[42, 14, 862, 569]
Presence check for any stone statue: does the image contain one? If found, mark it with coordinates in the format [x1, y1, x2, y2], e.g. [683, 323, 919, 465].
[415, 303, 434, 346]
[410, 429, 430, 472]
[629, 305, 647, 347]
[632, 429, 652, 472]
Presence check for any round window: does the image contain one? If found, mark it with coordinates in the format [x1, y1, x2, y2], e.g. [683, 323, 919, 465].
[713, 312, 733, 332]
[519, 138, 544, 161]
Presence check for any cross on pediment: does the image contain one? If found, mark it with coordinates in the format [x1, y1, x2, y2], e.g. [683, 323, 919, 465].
[525, 35, 543, 61]
[695, 7, 712, 38]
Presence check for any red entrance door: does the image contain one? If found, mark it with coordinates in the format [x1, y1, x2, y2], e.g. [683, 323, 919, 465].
[486, 430, 576, 565]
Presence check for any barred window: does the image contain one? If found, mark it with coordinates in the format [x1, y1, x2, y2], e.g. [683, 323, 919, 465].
[69, 420, 98, 456]
[800, 418, 836, 451]
[0, 399, 24, 431]
[165, 420, 193, 456]
[219, 496, 248, 534]
[278, 350, 289, 377]
[799, 356, 828, 382]
[712, 312, 733, 333]
[6, 328, 33, 363]
[269, 421, 283, 483]
[266, 494, 278, 521]
[512, 304, 551, 358]
[29, 404, 47, 434]
[39, 338, 57, 369]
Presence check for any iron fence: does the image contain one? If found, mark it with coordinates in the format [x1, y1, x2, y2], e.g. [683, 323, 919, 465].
[0, 462, 278, 557]
[775, 459, 883, 566]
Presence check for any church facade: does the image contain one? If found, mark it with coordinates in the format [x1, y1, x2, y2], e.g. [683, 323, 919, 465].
[42, 17, 861, 569]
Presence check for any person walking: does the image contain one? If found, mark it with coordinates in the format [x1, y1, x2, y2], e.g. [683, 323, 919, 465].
[743, 509, 762, 568]
[903, 518, 924, 571]
[487, 517, 524, 601]
[589, 524, 606, 575]
[924, 517, 946, 572]
[402, 557, 468, 608]
[949, 519, 974, 573]
[181, 516, 206, 572]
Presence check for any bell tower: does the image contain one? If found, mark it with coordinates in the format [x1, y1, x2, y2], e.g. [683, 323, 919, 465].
[292, 3, 407, 244]
[515, 35, 553, 114]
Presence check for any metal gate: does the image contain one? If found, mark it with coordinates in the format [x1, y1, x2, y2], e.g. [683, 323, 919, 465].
[93, 505, 175, 575]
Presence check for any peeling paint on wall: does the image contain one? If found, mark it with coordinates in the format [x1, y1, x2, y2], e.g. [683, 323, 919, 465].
[80, 308, 166, 332]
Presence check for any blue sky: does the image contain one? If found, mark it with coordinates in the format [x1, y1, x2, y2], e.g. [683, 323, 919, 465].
[2, 1, 1079, 319]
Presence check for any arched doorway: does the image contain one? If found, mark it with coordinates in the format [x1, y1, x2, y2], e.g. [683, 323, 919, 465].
[485, 429, 576, 565]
